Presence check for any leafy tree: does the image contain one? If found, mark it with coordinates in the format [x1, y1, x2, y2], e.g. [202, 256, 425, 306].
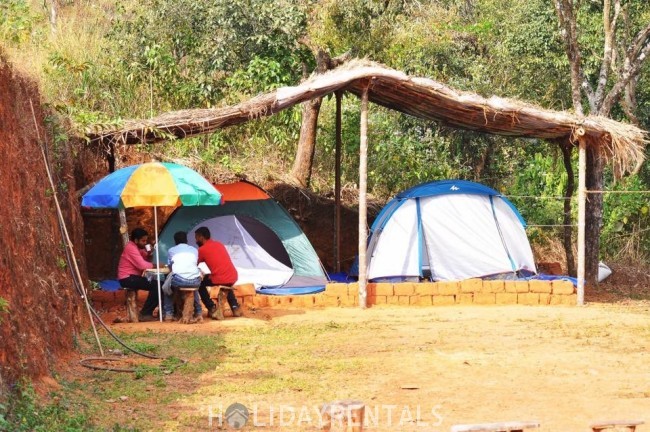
[555, 0, 650, 284]
[3, 0, 650, 273]
[109, 0, 313, 108]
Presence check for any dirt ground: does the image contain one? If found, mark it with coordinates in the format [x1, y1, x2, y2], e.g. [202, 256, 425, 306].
[64, 296, 650, 432]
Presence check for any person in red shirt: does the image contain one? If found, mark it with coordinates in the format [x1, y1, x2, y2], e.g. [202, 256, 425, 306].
[117, 228, 159, 321]
[195, 226, 242, 319]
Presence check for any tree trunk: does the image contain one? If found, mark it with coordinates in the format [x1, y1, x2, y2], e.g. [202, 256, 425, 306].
[585, 146, 604, 286]
[473, 140, 494, 180]
[290, 98, 323, 188]
[289, 50, 350, 188]
[554, 0, 585, 114]
[554, 1, 650, 292]
[49, 0, 58, 36]
[560, 141, 577, 277]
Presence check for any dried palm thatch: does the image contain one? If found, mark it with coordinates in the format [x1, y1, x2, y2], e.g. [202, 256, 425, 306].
[85, 59, 647, 174]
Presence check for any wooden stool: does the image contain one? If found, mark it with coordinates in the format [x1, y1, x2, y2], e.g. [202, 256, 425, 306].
[590, 420, 644, 432]
[320, 400, 365, 432]
[177, 287, 199, 324]
[451, 421, 540, 432]
[208, 285, 237, 319]
[124, 289, 139, 323]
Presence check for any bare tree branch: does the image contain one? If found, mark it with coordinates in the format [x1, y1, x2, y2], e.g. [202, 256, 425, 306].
[600, 33, 650, 115]
[612, 3, 631, 77]
[554, 0, 585, 114]
[593, 0, 621, 108]
[47, 0, 58, 36]
[627, 21, 650, 62]
[581, 69, 596, 112]
[621, 75, 640, 125]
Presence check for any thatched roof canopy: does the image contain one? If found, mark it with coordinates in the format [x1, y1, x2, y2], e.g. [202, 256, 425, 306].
[85, 59, 647, 173]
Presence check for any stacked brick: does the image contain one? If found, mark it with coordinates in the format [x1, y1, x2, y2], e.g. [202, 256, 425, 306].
[242, 279, 575, 308]
[91, 279, 577, 311]
[274, 279, 576, 308]
[356, 279, 575, 306]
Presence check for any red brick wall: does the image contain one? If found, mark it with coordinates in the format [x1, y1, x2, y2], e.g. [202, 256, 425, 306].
[243, 279, 576, 308]
[91, 280, 576, 315]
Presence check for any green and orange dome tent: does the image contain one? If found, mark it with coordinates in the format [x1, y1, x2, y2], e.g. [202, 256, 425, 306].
[157, 180, 328, 295]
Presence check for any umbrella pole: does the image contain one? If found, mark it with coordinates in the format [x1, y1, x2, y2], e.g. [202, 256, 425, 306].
[154, 206, 163, 322]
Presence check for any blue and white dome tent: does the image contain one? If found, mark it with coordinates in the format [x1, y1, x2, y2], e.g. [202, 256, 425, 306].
[361, 180, 537, 282]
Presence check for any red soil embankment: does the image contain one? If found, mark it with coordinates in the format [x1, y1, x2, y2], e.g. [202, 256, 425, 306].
[0, 56, 84, 389]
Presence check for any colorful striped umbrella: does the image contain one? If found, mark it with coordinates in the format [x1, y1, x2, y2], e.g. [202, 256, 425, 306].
[82, 162, 221, 322]
[81, 162, 221, 208]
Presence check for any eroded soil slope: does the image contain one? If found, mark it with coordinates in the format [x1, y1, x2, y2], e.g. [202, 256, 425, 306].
[0, 56, 84, 388]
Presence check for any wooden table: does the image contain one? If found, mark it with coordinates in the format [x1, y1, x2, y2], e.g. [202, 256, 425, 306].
[451, 421, 540, 432]
[590, 420, 644, 432]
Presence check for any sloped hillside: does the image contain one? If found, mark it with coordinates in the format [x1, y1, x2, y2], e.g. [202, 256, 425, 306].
[0, 56, 84, 388]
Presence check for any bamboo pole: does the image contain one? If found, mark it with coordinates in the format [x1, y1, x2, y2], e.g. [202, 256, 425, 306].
[577, 132, 587, 306]
[358, 85, 369, 309]
[335, 91, 342, 273]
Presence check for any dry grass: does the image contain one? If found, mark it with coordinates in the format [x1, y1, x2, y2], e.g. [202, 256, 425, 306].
[63, 304, 650, 431]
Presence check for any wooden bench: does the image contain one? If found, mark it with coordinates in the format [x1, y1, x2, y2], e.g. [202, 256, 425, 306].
[451, 421, 540, 432]
[208, 285, 237, 319]
[124, 289, 139, 323]
[174, 287, 200, 324]
[590, 420, 644, 432]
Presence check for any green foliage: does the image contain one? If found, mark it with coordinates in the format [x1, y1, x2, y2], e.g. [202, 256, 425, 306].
[109, 0, 312, 107]
[227, 56, 298, 93]
[602, 176, 650, 260]
[55, 257, 67, 270]
[0, 297, 8, 323]
[310, 0, 410, 59]
[0, 381, 94, 432]
[0, 0, 39, 44]
[506, 146, 572, 245]
[467, 0, 570, 105]
[509, 148, 568, 224]
[2, 0, 650, 262]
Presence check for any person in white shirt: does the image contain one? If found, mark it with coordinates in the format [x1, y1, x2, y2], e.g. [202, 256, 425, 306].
[162, 231, 202, 322]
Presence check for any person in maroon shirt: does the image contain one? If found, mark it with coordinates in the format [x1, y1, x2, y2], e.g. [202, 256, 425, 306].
[117, 228, 159, 321]
[195, 226, 242, 319]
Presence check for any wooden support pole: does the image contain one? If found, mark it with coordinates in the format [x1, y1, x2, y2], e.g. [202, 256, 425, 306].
[358, 85, 369, 309]
[577, 132, 587, 306]
[334, 91, 342, 273]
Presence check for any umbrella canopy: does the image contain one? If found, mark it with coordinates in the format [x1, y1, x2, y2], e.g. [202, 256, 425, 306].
[81, 162, 221, 208]
[81, 162, 221, 323]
